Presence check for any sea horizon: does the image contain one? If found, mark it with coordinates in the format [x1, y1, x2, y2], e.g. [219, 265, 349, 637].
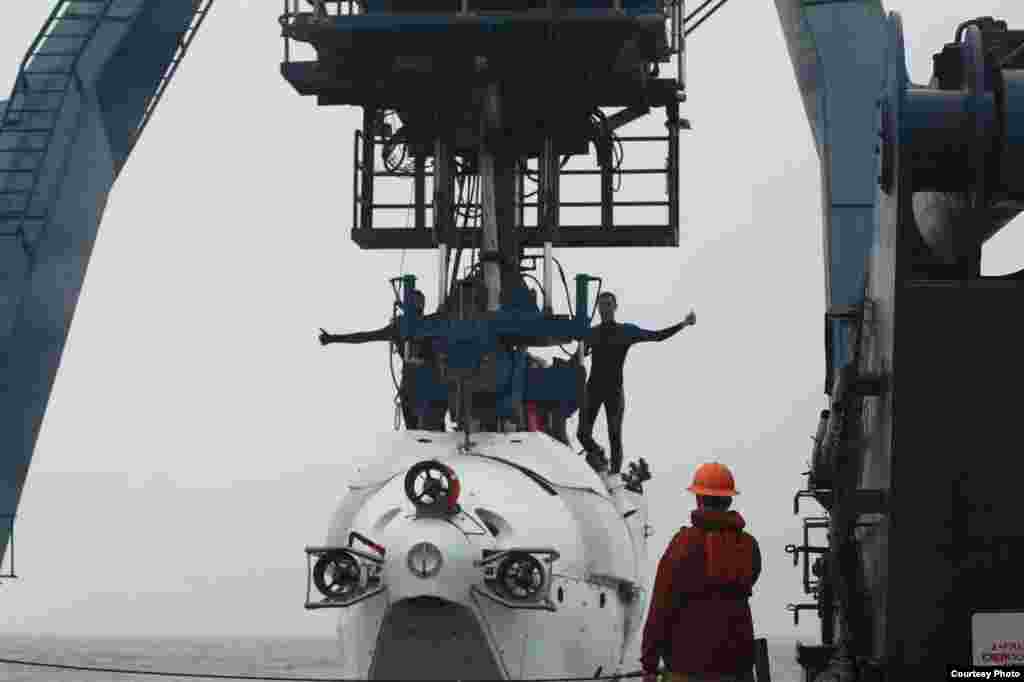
[0, 631, 807, 681]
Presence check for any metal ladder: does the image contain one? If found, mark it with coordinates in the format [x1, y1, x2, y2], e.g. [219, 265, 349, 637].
[0, 0, 120, 257]
[124, 0, 215, 162]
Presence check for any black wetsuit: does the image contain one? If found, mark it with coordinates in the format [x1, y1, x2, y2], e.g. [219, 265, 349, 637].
[322, 317, 445, 430]
[577, 320, 687, 473]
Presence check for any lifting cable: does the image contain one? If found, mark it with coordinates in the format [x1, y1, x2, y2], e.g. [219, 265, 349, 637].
[683, 0, 735, 38]
[0, 656, 654, 681]
[390, 160, 415, 430]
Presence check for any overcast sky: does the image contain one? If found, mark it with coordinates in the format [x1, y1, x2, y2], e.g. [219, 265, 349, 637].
[2, 0, 1023, 647]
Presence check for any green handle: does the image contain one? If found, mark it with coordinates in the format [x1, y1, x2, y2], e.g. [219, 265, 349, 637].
[389, 275, 418, 311]
[574, 274, 602, 325]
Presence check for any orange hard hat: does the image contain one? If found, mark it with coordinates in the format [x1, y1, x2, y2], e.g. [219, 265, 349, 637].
[686, 462, 739, 496]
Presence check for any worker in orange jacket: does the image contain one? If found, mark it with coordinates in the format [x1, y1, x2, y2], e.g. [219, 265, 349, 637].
[640, 463, 762, 682]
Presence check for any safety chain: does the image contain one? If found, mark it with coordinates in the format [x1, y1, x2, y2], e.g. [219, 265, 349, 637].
[0, 656, 658, 681]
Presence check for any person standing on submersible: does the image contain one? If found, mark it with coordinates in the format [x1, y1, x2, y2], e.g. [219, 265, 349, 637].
[318, 289, 445, 431]
[577, 291, 695, 474]
[641, 463, 761, 682]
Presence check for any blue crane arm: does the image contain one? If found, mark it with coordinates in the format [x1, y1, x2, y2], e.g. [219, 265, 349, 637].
[0, 0, 213, 572]
[774, 0, 887, 386]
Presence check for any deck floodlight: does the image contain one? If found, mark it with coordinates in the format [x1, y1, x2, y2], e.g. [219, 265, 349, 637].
[495, 552, 547, 602]
[312, 550, 365, 600]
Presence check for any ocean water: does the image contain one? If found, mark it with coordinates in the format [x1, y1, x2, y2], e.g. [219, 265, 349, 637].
[0, 634, 805, 682]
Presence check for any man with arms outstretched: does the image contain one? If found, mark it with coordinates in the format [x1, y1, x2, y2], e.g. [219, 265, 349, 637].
[319, 289, 445, 430]
[577, 291, 695, 474]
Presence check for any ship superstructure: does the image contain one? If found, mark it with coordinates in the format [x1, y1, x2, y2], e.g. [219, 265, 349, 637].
[776, 3, 1024, 680]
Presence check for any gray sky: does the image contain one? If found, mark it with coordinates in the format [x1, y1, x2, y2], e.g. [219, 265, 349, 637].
[2, 1, 1023, 643]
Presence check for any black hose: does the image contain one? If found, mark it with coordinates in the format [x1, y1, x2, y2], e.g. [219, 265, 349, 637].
[449, 248, 463, 301]
[550, 256, 573, 315]
[522, 272, 546, 308]
[388, 300, 402, 394]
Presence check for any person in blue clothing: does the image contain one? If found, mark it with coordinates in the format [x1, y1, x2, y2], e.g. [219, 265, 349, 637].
[577, 291, 696, 475]
[319, 289, 446, 430]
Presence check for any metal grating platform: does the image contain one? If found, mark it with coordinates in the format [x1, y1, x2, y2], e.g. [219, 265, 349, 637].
[350, 102, 683, 250]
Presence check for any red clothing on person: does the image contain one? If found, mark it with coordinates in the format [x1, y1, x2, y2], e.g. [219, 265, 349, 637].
[640, 509, 762, 676]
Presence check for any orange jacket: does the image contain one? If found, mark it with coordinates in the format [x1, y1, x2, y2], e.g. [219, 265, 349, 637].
[640, 509, 762, 675]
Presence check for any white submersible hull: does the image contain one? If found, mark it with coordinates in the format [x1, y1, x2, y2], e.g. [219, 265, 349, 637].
[304, 430, 650, 681]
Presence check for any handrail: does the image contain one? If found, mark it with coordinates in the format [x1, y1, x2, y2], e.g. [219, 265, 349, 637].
[678, 0, 685, 89]
[280, 0, 361, 61]
[305, 545, 385, 565]
[663, 0, 685, 89]
[125, 0, 215, 160]
[0, 0, 117, 257]
[0, 2, 68, 120]
[474, 547, 561, 567]
[355, 125, 675, 234]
